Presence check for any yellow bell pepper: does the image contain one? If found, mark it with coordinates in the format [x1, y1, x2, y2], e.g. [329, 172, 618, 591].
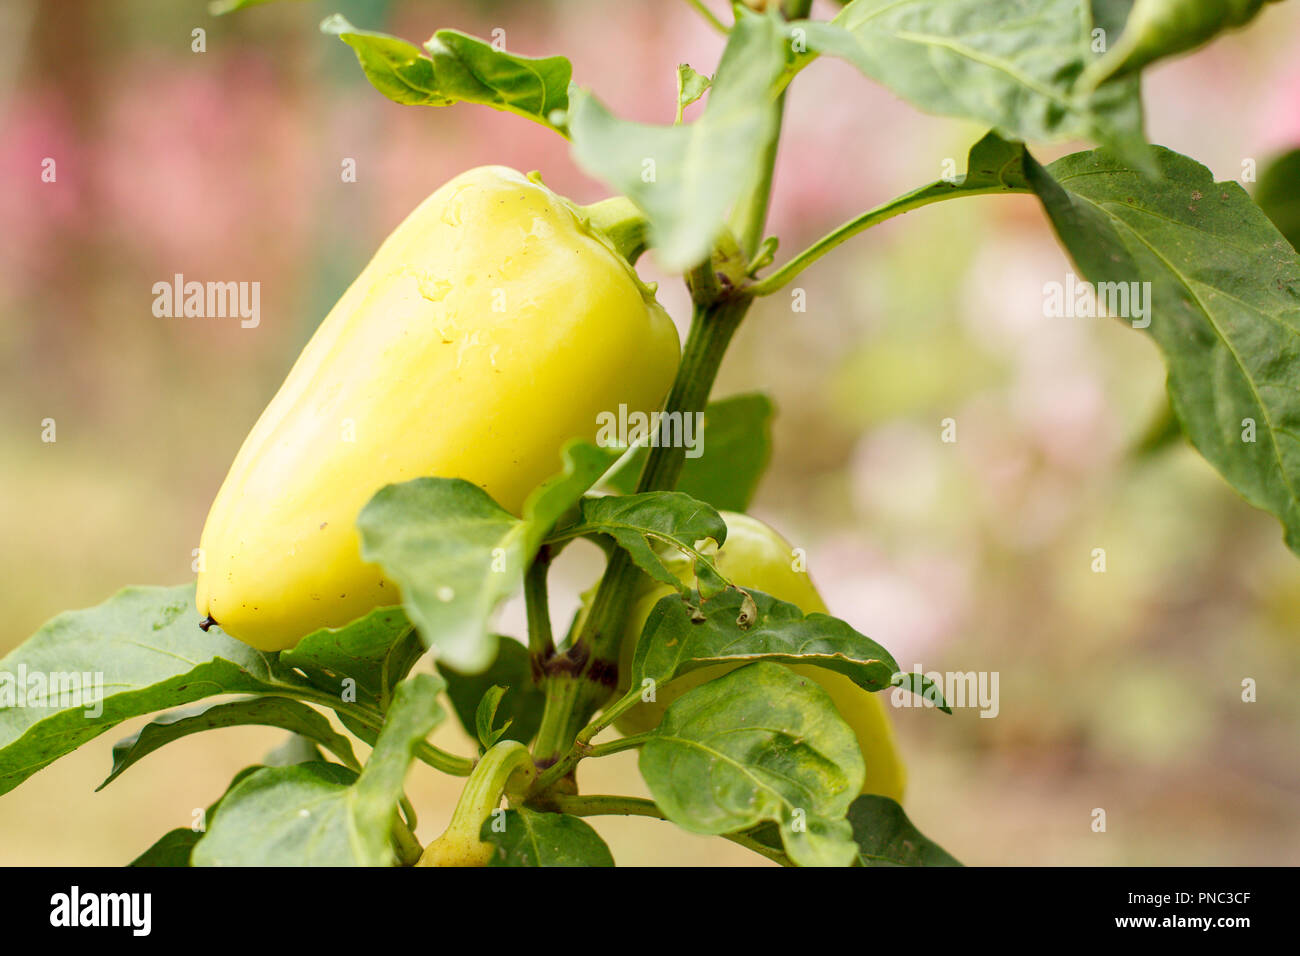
[614, 511, 906, 802]
[197, 166, 679, 651]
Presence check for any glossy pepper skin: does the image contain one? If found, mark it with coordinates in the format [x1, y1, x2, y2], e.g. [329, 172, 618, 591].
[197, 166, 680, 652]
[614, 512, 906, 803]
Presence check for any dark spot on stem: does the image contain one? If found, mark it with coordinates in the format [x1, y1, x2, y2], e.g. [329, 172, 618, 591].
[587, 657, 619, 688]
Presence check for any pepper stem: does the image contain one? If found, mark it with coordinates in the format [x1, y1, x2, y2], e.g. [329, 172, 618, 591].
[528, 293, 751, 794]
[417, 741, 536, 867]
[581, 196, 649, 264]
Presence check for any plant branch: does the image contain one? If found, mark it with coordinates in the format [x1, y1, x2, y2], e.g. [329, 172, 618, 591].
[727, 0, 812, 260]
[531, 712, 650, 796]
[529, 0, 776, 784]
[524, 545, 555, 658]
[683, 0, 729, 34]
[749, 181, 1032, 296]
[575, 296, 748, 662]
[729, 103, 783, 262]
[577, 685, 646, 746]
[586, 735, 650, 758]
[399, 794, 419, 831]
[724, 831, 795, 866]
[411, 740, 474, 777]
[392, 815, 423, 865]
[552, 794, 664, 818]
[529, 689, 643, 795]
[553, 794, 795, 866]
[630, 296, 750, 496]
[529, 294, 751, 787]
[530, 669, 589, 773]
[280, 685, 475, 776]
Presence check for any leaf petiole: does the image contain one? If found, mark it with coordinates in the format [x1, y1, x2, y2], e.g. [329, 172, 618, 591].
[750, 181, 1031, 296]
[552, 793, 795, 866]
[682, 0, 729, 35]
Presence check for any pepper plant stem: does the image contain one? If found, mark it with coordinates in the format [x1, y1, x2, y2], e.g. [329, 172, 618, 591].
[729, 102, 783, 262]
[727, 0, 810, 260]
[531, 669, 589, 775]
[580, 297, 749, 666]
[524, 545, 555, 658]
[532, 687, 648, 794]
[530, 294, 750, 777]
[529, 0, 796, 783]
[552, 794, 664, 818]
[682, 0, 728, 34]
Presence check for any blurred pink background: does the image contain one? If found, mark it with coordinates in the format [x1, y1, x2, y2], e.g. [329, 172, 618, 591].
[2, 0, 1299, 865]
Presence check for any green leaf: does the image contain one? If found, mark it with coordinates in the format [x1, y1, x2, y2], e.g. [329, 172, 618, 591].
[481, 807, 616, 866]
[357, 443, 617, 674]
[749, 130, 1035, 296]
[130, 766, 261, 867]
[1026, 146, 1300, 557]
[746, 793, 962, 866]
[190, 761, 362, 866]
[1081, 0, 1281, 87]
[846, 795, 962, 866]
[429, 29, 570, 121]
[0, 584, 305, 796]
[263, 733, 327, 767]
[889, 670, 953, 713]
[552, 492, 729, 595]
[569, 10, 787, 269]
[602, 393, 775, 512]
[347, 674, 444, 827]
[440, 638, 545, 748]
[98, 697, 359, 791]
[474, 686, 510, 749]
[358, 479, 524, 674]
[321, 15, 440, 104]
[639, 662, 865, 867]
[279, 607, 423, 712]
[193, 674, 444, 866]
[675, 63, 711, 123]
[633, 588, 938, 704]
[321, 14, 571, 132]
[917, 129, 1033, 196]
[521, 441, 624, 554]
[1256, 148, 1300, 251]
[800, 0, 1151, 171]
[130, 828, 204, 867]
